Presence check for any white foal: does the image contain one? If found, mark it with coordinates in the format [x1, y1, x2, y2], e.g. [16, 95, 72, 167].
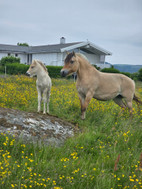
[26, 60, 52, 114]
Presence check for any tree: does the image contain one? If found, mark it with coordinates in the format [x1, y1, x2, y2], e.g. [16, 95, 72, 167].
[17, 42, 29, 46]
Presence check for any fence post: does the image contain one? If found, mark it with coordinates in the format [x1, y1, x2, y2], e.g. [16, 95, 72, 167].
[5, 66, 6, 77]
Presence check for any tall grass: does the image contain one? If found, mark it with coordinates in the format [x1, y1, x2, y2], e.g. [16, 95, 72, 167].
[0, 76, 142, 189]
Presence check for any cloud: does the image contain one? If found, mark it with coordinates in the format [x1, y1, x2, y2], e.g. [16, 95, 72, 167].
[0, 0, 142, 64]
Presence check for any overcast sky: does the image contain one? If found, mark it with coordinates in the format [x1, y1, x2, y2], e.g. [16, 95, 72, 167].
[0, 0, 142, 65]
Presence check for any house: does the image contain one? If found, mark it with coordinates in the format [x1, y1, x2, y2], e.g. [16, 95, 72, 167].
[0, 37, 112, 68]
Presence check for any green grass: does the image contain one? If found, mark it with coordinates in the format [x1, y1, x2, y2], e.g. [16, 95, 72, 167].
[0, 76, 142, 189]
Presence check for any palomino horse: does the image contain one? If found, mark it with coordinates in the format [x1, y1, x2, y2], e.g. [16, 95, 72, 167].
[61, 52, 142, 119]
[26, 60, 52, 114]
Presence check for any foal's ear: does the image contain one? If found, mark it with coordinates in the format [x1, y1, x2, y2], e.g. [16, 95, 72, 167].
[32, 60, 37, 64]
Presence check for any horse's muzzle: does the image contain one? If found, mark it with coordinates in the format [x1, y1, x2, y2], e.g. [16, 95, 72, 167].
[60, 69, 69, 77]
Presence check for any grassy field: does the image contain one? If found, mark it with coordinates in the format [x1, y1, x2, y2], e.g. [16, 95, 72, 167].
[0, 75, 142, 189]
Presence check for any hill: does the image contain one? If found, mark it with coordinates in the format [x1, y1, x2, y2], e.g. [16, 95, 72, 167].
[113, 64, 142, 73]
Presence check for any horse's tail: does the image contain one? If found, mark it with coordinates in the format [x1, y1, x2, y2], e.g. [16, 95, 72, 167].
[133, 94, 142, 105]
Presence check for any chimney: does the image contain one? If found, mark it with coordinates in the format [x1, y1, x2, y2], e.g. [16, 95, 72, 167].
[60, 37, 66, 44]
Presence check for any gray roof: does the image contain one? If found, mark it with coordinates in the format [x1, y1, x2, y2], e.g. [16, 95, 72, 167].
[0, 41, 112, 55]
[0, 44, 29, 53]
[0, 42, 80, 54]
[30, 42, 80, 53]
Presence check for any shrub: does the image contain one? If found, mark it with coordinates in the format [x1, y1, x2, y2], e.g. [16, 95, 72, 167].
[0, 66, 5, 74]
[121, 72, 131, 78]
[131, 72, 139, 81]
[101, 67, 120, 73]
[46, 66, 62, 78]
[138, 68, 142, 81]
[6, 63, 29, 75]
[3, 64, 62, 78]
[0, 56, 20, 66]
[93, 65, 100, 70]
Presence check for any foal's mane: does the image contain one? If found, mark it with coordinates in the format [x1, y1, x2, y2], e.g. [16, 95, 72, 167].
[36, 60, 48, 73]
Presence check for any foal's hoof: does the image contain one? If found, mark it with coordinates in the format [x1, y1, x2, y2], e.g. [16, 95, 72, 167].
[81, 115, 85, 120]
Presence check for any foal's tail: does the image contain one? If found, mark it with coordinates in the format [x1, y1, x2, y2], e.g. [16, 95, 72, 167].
[133, 94, 142, 105]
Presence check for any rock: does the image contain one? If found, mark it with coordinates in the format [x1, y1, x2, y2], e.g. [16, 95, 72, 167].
[0, 108, 79, 147]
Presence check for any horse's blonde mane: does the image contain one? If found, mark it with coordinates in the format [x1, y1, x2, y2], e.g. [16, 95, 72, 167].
[34, 60, 48, 73]
[76, 53, 90, 63]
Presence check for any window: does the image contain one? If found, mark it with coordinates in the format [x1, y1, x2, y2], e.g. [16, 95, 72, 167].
[15, 54, 18, 57]
[8, 53, 11, 56]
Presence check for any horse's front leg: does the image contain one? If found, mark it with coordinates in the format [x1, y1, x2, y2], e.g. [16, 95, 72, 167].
[37, 89, 42, 113]
[79, 92, 93, 120]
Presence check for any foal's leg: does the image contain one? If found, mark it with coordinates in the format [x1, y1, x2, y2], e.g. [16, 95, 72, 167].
[37, 89, 42, 113]
[46, 89, 51, 114]
[43, 89, 48, 114]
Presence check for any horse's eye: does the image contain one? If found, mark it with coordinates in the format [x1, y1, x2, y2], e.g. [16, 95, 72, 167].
[31, 66, 34, 69]
[70, 60, 74, 64]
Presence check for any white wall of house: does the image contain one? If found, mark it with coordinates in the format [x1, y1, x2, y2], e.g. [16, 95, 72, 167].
[0, 53, 7, 60]
[0, 52, 27, 64]
[0, 51, 109, 68]
[32, 53, 63, 66]
[96, 63, 111, 69]
[85, 53, 100, 65]
[18, 54, 27, 63]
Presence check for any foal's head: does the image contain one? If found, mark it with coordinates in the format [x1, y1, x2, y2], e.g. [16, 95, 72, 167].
[60, 52, 79, 77]
[26, 60, 41, 77]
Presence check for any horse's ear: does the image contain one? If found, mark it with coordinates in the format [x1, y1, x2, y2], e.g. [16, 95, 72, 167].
[72, 51, 76, 57]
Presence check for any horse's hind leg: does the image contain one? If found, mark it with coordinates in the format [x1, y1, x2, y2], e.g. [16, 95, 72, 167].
[113, 97, 126, 109]
[125, 99, 133, 116]
[113, 97, 127, 116]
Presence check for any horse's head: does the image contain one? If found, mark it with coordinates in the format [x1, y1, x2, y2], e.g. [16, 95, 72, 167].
[60, 52, 79, 77]
[26, 60, 39, 77]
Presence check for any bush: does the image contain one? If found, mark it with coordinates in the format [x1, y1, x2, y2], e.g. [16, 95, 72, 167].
[121, 72, 131, 78]
[6, 63, 29, 75]
[2, 64, 62, 77]
[0, 66, 5, 74]
[46, 66, 62, 78]
[0, 56, 20, 66]
[131, 72, 139, 81]
[138, 68, 142, 81]
[101, 67, 120, 73]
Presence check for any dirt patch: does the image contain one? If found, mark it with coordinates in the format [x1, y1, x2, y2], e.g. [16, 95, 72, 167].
[0, 107, 80, 146]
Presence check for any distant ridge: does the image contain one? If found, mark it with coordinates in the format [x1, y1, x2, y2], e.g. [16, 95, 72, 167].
[113, 64, 142, 73]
